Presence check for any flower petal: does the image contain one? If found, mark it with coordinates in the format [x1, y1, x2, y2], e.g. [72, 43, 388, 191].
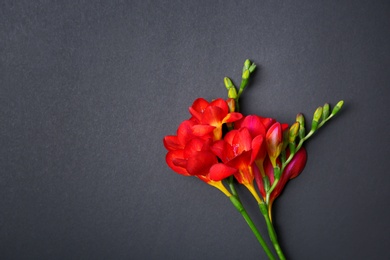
[201, 106, 225, 126]
[221, 112, 243, 124]
[191, 124, 215, 137]
[261, 117, 276, 130]
[166, 150, 189, 175]
[163, 135, 182, 151]
[210, 98, 229, 114]
[232, 127, 252, 155]
[183, 138, 206, 158]
[186, 151, 218, 176]
[239, 115, 266, 137]
[250, 135, 265, 164]
[189, 98, 209, 121]
[177, 120, 196, 145]
[211, 140, 235, 163]
[209, 163, 238, 181]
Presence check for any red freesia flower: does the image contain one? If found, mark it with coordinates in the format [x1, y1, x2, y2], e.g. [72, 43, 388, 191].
[210, 127, 265, 185]
[164, 98, 244, 193]
[164, 121, 237, 179]
[189, 98, 242, 140]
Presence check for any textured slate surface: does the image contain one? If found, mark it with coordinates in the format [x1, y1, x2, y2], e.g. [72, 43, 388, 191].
[1, 1, 389, 259]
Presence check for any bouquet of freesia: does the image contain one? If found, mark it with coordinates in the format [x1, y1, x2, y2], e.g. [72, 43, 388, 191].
[163, 60, 343, 259]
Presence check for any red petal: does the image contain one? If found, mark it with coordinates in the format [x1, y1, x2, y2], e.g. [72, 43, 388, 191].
[222, 112, 243, 124]
[209, 163, 237, 181]
[191, 124, 215, 137]
[240, 115, 266, 137]
[166, 150, 189, 175]
[261, 118, 276, 130]
[189, 98, 209, 121]
[224, 129, 238, 146]
[251, 135, 265, 164]
[177, 120, 196, 144]
[227, 150, 252, 171]
[232, 128, 252, 155]
[210, 98, 229, 114]
[172, 158, 187, 168]
[232, 162, 254, 184]
[201, 106, 225, 126]
[211, 140, 235, 163]
[183, 138, 206, 158]
[266, 122, 282, 157]
[263, 157, 275, 184]
[253, 163, 266, 198]
[163, 135, 182, 151]
[281, 123, 289, 132]
[186, 151, 218, 176]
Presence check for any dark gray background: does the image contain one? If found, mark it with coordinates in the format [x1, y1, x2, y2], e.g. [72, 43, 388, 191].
[1, 1, 389, 259]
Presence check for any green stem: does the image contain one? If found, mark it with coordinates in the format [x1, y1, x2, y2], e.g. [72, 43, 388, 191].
[227, 176, 239, 197]
[229, 196, 276, 260]
[259, 203, 286, 260]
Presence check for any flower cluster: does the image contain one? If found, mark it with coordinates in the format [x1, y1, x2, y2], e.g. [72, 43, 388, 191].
[164, 98, 307, 207]
[163, 60, 343, 260]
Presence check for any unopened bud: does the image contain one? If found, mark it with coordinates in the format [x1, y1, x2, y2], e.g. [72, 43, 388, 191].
[331, 100, 344, 116]
[311, 107, 323, 131]
[289, 122, 299, 143]
[227, 87, 237, 99]
[322, 103, 330, 121]
[249, 63, 256, 73]
[224, 77, 234, 90]
[243, 59, 251, 71]
[296, 113, 306, 139]
[242, 69, 250, 80]
[226, 98, 236, 113]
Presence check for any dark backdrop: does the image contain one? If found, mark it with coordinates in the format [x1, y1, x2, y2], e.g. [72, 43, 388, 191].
[1, 1, 389, 259]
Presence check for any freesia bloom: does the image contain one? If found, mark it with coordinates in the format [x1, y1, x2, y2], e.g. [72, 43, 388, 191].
[189, 98, 242, 140]
[163, 98, 244, 196]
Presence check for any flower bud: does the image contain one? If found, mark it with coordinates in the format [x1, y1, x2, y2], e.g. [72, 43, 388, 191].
[242, 69, 250, 80]
[311, 106, 323, 131]
[296, 113, 306, 139]
[224, 77, 234, 90]
[288, 123, 299, 154]
[266, 122, 283, 167]
[322, 103, 330, 121]
[289, 122, 299, 143]
[331, 100, 344, 116]
[249, 63, 256, 73]
[228, 88, 237, 99]
[224, 77, 238, 99]
[226, 98, 236, 113]
[243, 59, 251, 71]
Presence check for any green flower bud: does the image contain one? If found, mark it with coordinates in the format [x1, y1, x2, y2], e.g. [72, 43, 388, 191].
[227, 87, 237, 99]
[243, 59, 251, 71]
[224, 77, 234, 90]
[263, 176, 270, 192]
[322, 103, 330, 121]
[242, 69, 250, 80]
[331, 100, 344, 116]
[289, 122, 300, 143]
[311, 106, 323, 131]
[296, 113, 306, 139]
[249, 63, 256, 73]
